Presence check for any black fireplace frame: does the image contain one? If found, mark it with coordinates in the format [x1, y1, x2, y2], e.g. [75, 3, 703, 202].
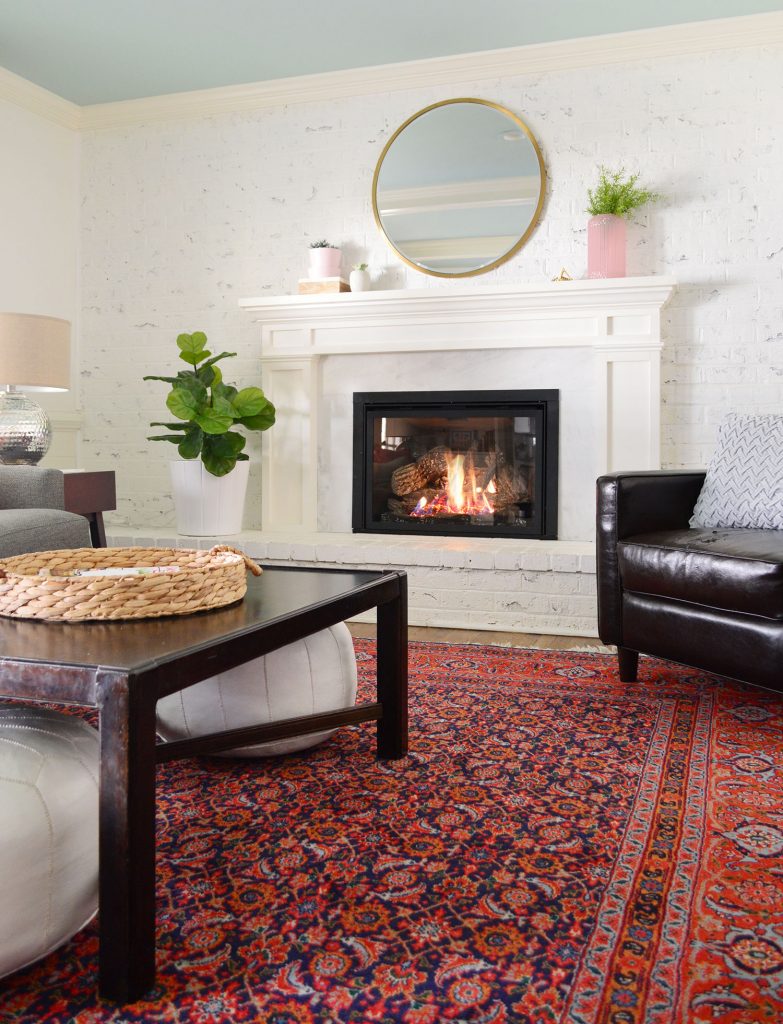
[352, 389, 559, 540]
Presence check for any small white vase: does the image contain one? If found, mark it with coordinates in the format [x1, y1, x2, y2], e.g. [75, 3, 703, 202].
[169, 460, 250, 535]
[308, 247, 342, 279]
[349, 269, 371, 292]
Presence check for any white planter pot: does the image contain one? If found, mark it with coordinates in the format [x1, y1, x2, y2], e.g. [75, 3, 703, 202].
[308, 247, 341, 279]
[349, 269, 371, 292]
[169, 459, 250, 536]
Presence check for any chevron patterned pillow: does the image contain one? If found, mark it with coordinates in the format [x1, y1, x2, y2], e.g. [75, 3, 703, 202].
[690, 413, 783, 529]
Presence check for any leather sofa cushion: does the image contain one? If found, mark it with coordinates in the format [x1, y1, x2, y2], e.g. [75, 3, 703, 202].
[618, 528, 783, 620]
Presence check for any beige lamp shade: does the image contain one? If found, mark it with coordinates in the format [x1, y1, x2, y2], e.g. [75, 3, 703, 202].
[0, 313, 70, 391]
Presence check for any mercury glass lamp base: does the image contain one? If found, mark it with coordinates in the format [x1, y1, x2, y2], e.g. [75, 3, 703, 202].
[0, 390, 52, 465]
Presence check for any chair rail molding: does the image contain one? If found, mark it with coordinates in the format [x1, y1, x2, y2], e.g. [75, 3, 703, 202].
[240, 276, 676, 534]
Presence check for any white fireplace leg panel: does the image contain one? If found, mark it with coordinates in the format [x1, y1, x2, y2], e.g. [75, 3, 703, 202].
[261, 357, 319, 531]
[595, 342, 662, 472]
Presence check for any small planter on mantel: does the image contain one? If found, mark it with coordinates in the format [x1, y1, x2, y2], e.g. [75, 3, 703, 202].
[587, 214, 626, 279]
[349, 267, 371, 292]
[308, 246, 342, 280]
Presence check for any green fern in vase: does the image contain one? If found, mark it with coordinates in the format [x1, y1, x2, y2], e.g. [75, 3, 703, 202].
[587, 167, 661, 219]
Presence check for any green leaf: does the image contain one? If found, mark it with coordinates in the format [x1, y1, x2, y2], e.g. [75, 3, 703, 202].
[173, 375, 208, 401]
[239, 402, 276, 431]
[201, 451, 236, 476]
[149, 421, 188, 431]
[143, 374, 180, 385]
[178, 425, 204, 460]
[147, 434, 186, 444]
[194, 407, 234, 434]
[209, 431, 246, 455]
[212, 380, 236, 402]
[177, 335, 211, 366]
[176, 332, 209, 364]
[166, 387, 201, 420]
[232, 387, 268, 418]
[211, 395, 236, 419]
[201, 434, 238, 477]
[236, 452, 250, 461]
[199, 351, 236, 370]
[179, 348, 211, 367]
[197, 364, 216, 387]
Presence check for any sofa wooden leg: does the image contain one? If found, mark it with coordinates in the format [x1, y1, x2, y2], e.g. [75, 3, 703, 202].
[617, 647, 639, 682]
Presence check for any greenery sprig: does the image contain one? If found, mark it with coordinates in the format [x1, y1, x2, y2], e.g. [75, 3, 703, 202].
[587, 167, 660, 219]
[309, 239, 334, 248]
[145, 331, 275, 477]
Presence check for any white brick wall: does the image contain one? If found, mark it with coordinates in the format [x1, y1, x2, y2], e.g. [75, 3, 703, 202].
[80, 43, 783, 536]
[106, 528, 599, 636]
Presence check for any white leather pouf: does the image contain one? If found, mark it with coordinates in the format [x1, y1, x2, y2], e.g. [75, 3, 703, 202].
[156, 622, 358, 757]
[0, 706, 99, 980]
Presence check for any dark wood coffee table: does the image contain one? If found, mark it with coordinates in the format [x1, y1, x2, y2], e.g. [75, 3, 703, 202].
[0, 565, 407, 1002]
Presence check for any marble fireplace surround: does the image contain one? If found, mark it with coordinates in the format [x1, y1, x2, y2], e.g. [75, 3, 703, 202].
[232, 277, 676, 636]
[240, 276, 676, 542]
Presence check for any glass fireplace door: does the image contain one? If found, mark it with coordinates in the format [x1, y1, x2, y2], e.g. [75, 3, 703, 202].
[352, 390, 558, 539]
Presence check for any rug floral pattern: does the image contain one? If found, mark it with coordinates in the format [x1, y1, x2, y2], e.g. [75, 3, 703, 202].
[2, 642, 782, 1022]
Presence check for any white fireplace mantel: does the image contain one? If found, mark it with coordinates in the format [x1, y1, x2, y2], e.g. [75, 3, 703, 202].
[239, 276, 676, 534]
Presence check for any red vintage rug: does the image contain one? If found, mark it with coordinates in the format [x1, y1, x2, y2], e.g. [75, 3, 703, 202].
[3, 641, 783, 1023]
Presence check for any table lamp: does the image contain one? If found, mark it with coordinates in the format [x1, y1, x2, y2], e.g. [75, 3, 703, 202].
[0, 313, 71, 465]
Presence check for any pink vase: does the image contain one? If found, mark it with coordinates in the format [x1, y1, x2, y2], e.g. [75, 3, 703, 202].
[587, 215, 626, 279]
[308, 247, 342, 280]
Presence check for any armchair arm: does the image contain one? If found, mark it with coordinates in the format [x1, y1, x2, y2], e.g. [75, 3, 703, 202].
[0, 466, 65, 511]
[596, 470, 706, 645]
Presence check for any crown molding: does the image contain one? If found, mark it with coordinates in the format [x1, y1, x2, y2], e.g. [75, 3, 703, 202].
[0, 66, 81, 131]
[3, 12, 781, 133]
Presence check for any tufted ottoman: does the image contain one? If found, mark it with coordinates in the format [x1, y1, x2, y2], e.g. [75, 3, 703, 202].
[0, 706, 99, 979]
[156, 622, 358, 757]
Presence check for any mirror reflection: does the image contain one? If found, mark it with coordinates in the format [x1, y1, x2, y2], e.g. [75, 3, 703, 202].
[373, 99, 545, 278]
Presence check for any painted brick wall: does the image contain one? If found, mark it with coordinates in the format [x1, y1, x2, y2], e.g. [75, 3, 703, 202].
[106, 526, 599, 636]
[79, 43, 783, 530]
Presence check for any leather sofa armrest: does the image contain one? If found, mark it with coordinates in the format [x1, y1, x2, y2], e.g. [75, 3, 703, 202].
[0, 467, 66, 511]
[596, 470, 706, 646]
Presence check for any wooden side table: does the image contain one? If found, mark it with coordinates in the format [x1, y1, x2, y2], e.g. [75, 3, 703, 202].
[62, 470, 116, 547]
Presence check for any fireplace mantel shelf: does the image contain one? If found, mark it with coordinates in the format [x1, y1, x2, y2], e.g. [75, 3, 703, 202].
[239, 276, 677, 357]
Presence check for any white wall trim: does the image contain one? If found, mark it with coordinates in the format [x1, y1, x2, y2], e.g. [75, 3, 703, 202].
[78, 12, 783, 130]
[2, 13, 780, 132]
[0, 66, 80, 131]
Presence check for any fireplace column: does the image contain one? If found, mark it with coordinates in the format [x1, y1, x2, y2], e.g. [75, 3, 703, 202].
[260, 356, 320, 532]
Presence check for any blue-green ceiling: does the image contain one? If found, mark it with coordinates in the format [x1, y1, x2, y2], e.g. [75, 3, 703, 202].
[0, 0, 780, 105]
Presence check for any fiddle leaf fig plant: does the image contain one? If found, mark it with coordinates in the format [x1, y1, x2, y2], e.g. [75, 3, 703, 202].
[144, 331, 275, 477]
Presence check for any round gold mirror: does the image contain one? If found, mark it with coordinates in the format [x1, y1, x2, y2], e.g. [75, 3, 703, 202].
[372, 98, 546, 278]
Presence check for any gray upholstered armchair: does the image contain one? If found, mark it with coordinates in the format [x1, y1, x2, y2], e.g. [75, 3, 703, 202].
[0, 467, 91, 557]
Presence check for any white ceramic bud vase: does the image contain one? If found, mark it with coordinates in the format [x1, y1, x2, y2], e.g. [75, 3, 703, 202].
[170, 460, 250, 535]
[349, 268, 371, 292]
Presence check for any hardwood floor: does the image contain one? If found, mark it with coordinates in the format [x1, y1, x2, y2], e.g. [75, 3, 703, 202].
[347, 622, 611, 652]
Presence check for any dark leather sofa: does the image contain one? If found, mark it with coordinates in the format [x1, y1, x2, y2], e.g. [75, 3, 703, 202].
[597, 470, 783, 693]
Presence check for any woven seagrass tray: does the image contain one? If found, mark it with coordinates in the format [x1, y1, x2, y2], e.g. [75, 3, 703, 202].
[0, 545, 263, 622]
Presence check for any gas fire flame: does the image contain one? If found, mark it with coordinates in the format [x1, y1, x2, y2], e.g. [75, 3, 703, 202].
[411, 452, 495, 518]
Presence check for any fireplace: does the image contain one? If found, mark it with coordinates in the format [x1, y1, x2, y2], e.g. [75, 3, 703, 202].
[352, 390, 558, 539]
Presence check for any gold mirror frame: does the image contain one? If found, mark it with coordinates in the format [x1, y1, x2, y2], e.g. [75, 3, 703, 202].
[372, 98, 546, 279]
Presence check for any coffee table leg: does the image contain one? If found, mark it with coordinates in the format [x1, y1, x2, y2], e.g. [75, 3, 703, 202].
[376, 573, 408, 760]
[97, 672, 158, 1001]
